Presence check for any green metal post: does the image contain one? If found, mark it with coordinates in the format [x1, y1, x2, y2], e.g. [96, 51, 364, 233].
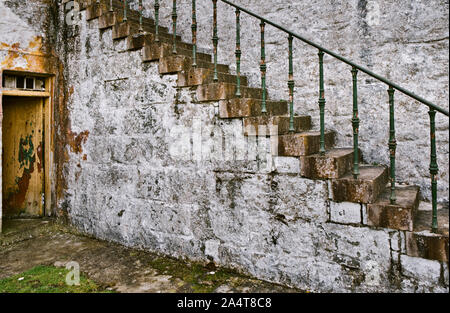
[260, 21, 267, 113]
[428, 109, 439, 233]
[235, 9, 241, 96]
[212, 0, 218, 82]
[192, 0, 197, 67]
[351, 67, 359, 179]
[138, 0, 143, 33]
[123, 0, 127, 22]
[288, 35, 294, 132]
[172, 0, 177, 54]
[154, 0, 159, 42]
[388, 86, 397, 204]
[318, 50, 326, 155]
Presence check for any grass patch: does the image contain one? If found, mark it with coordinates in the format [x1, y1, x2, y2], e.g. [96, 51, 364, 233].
[0, 265, 114, 293]
[148, 257, 239, 293]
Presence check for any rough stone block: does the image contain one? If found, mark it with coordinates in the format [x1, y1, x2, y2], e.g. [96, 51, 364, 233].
[367, 185, 420, 231]
[159, 55, 228, 75]
[273, 156, 300, 174]
[400, 254, 442, 283]
[98, 11, 116, 30]
[331, 165, 389, 204]
[177, 68, 246, 87]
[390, 231, 406, 252]
[300, 148, 356, 179]
[330, 201, 362, 224]
[86, 2, 101, 21]
[219, 99, 288, 118]
[243, 115, 311, 136]
[406, 231, 448, 262]
[196, 83, 264, 102]
[112, 21, 133, 40]
[278, 131, 335, 157]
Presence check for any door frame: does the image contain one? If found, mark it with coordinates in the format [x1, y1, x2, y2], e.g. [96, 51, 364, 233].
[1, 69, 54, 231]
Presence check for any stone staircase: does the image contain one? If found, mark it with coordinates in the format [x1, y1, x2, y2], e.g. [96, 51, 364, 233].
[68, 0, 448, 264]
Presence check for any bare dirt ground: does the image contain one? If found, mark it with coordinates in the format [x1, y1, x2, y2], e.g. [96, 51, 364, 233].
[0, 218, 301, 293]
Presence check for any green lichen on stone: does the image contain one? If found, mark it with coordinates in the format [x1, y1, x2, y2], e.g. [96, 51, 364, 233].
[147, 257, 241, 293]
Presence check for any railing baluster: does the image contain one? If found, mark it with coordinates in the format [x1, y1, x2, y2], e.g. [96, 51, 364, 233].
[388, 86, 397, 204]
[235, 9, 241, 97]
[212, 0, 219, 82]
[138, 0, 143, 33]
[351, 67, 359, 179]
[260, 21, 267, 113]
[123, 0, 128, 22]
[288, 35, 294, 132]
[428, 108, 439, 233]
[318, 50, 326, 154]
[172, 0, 177, 54]
[192, 0, 197, 67]
[154, 0, 159, 42]
[109, 0, 113, 11]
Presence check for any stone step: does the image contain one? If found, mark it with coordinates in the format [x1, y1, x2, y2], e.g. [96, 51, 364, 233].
[113, 21, 172, 41]
[177, 68, 248, 87]
[143, 43, 211, 64]
[196, 83, 265, 102]
[127, 32, 184, 51]
[243, 115, 312, 136]
[107, 0, 156, 26]
[86, 3, 102, 20]
[94, 1, 156, 26]
[278, 131, 335, 157]
[159, 55, 229, 75]
[219, 99, 288, 118]
[331, 165, 389, 204]
[406, 207, 449, 262]
[300, 148, 359, 179]
[98, 11, 117, 29]
[367, 185, 420, 231]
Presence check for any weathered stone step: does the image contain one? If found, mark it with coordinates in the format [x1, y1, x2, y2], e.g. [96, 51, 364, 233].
[331, 165, 389, 204]
[143, 43, 211, 64]
[159, 55, 229, 75]
[178, 68, 248, 87]
[243, 115, 311, 136]
[219, 99, 288, 118]
[196, 83, 265, 102]
[278, 131, 335, 157]
[87, 1, 156, 26]
[367, 185, 420, 231]
[300, 148, 359, 179]
[406, 207, 448, 262]
[112, 21, 167, 41]
[127, 32, 184, 51]
[86, 3, 102, 20]
[113, 20, 174, 41]
[98, 11, 117, 29]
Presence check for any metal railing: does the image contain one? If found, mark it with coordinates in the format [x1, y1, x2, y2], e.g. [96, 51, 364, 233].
[116, 0, 448, 232]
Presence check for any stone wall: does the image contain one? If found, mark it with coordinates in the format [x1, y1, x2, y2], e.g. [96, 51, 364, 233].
[59, 6, 448, 292]
[142, 0, 449, 203]
[0, 0, 448, 292]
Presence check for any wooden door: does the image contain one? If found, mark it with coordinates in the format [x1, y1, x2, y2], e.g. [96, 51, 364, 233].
[2, 96, 44, 217]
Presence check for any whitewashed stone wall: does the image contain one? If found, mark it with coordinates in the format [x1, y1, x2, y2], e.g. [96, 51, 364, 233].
[137, 0, 449, 203]
[58, 7, 448, 292]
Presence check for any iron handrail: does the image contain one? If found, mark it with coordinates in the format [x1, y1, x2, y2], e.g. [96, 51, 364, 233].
[219, 0, 449, 117]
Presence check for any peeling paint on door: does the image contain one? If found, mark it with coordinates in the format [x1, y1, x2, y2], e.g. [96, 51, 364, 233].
[2, 96, 44, 217]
